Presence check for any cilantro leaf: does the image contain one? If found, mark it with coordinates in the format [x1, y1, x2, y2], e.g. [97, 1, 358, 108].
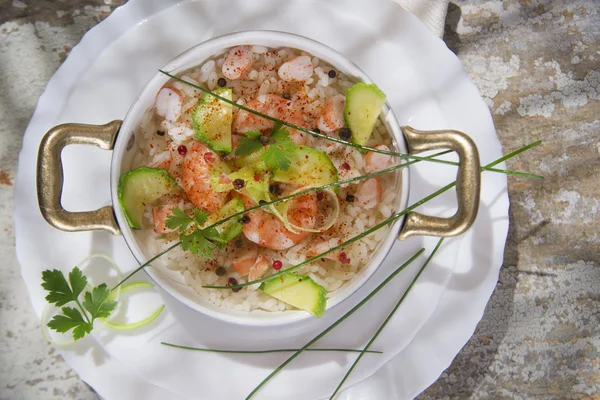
[235, 136, 263, 157]
[271, 121, 283, 135]
[271, 126, 292, 144]
[82, 284, 117, 320]
[42, 267, 86, 307]
[181, 229, 215, 258]
[47, 307, 93, 340]
[69, 267, 88, 299]
[165, 208, 194, 233]
[244, 129, 262, 139]
[262, 145, 293, 171]
[193, 208, 208, 226]
[260, 126, 296, 171]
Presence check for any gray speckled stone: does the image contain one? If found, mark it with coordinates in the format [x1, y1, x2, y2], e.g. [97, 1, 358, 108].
[0, 0, 598, 399]
[0, 2, 125, 399]
[419, 1, 600, 399]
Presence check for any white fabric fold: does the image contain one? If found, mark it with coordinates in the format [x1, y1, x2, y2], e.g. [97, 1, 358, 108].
[395, 0, 450, 37]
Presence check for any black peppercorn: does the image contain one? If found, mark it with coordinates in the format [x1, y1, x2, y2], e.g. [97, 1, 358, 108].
[339, 127, 352, 141]
[269, 184, 281, 195]
[241, 215, 251, 224]
[328, 70, 337, 78]
[215, 267, 227, 276]
[228, 277, 241, 292]
[156, 130, 165, 136]
[346, 194, 355, 202]
[233, 179, 245, 190]
[217, 77, 227, 87]
[282, 92, 291, 100]
[259, 135, 270, 145]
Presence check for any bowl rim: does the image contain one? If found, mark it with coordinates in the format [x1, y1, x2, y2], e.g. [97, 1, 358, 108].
[109, 30, 410, 326]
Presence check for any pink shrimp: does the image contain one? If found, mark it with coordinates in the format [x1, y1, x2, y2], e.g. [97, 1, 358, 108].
[278, 56, 313, 82]
[155, 87, 183, 122]
[232, 246, 258, 276]
[233, 94, 307, 145]
[316, 95, 345, 133]
[180, 141, 228, 213]
[355, 178, 382, 210]
[241, 194, 317, 250]
[248, 255, 271, 281]
[306, 237, 342, 261]
[364, 145, 393, 173]
[222, 46, 254, 80]
[152, 204, 176, 234]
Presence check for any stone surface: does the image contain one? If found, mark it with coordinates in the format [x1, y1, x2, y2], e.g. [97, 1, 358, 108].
[0, 0, 598, 399]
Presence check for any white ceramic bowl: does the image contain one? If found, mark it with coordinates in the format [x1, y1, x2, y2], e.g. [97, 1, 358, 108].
[111, 31, 409, 326]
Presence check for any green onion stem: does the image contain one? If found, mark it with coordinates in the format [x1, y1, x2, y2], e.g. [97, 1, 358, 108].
[160, 342, 382, 354]
[160, 70, 540, 178]
[243, 248, 425, 400]
[328, 238, 445, 399]
[111, 241, 181, 291]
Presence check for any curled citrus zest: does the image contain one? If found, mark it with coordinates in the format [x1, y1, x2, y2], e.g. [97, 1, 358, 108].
[268, 187, 340, 234]
[102, 281, 164, 331]
[104, 305, 165, 331]
[40, 303, 76, 346]
[108, 281, 153, 301]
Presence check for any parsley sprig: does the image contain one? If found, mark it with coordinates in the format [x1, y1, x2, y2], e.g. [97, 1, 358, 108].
[165, 208, 220, 258]
[42, 267, 117, 340]
[234, 122, 296, 171]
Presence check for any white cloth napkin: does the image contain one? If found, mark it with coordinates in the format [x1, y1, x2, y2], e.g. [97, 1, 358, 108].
[394, 0, 450, 37]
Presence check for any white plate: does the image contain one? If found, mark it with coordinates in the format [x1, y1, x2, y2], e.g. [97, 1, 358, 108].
[14, 0, 508, 399]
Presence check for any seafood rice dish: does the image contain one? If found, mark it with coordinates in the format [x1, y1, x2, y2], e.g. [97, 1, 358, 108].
[118, 44, 399, 316]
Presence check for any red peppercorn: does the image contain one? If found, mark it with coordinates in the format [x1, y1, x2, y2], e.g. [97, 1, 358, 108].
[177, 145, 187, 155]
[341, 162, 350, 171]
[204, 152, 215, 163]
[339, 252, 351, 264]
[254, 174, 261, 182]
[316, 192, 324, 201]
[272, 260, 283, 270]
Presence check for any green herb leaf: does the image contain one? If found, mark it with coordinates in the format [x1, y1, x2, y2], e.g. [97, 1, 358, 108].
[271, 121, 283, 135]
[165, 208, 194, 233]
[82, 284, 117, 320]
[271, 126, 293, 146]
[181, 229, 216, 258]
[235, 136, 263, 157]
[69, 267, 88, 299]
[42, 268, 87, 307]
[260, 127, 295, 171]
[262, 145, 292, 171]
[47, 307, 93, 340]
[244, 129, 262, 139]
[193, 208, 209, 226]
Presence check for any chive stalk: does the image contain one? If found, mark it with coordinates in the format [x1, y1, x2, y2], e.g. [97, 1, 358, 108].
[328, 238, 444, 399]
[243, 249, 426, 400]
[161, 342, 382, 354]
[160, 70, 540, 179]
[243, 143, 541, 398]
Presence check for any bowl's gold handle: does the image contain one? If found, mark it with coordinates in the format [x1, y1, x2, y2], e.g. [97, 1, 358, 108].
[398, 126, 481, 240]
[37, 121, 123, 235]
